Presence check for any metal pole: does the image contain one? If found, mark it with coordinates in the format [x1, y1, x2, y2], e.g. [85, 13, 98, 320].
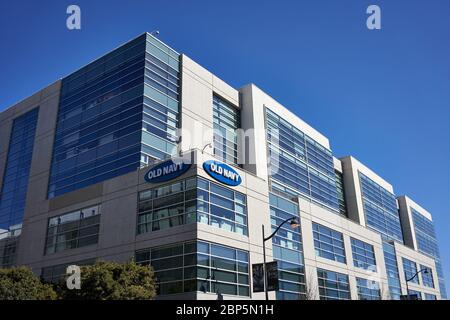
[262, 224, 268, 300]
[405, 280, 409, 299]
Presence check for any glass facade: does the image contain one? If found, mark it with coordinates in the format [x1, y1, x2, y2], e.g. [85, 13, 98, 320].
[411, 208, 447, 298]
[48, 33, 180, 198]
[356, 277, 381, 300]
[141, 34, 180, 164]
[269, 193, 306, 300]
[137, 177, 247, 236]
[266, 108, 339, 211]
[213, 95, 240, 165]
[424, 293, 437, 300]
[335, 171, 347, 216]
[402, 258, 419, 284]
[313, 223, 346, 263]
[0, 237, 19, 268]
[0, 108, 39, 233]
[41, 259, 95, 283]
[135, 240, 250, 297]
[420, 265, 434, 288]
[351, 237, 376, 271]
[436, 260, 447, 299]
[408, 289, 422, 299]
[359, 172, 403, 243]
[317, 268, 350, 300]
[45, 205, 100, 254]
[382, 241, 402, 300]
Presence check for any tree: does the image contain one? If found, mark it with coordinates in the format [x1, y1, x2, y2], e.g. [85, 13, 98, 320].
[305, 269, 319, 300]
[58, 260, 157, 300]
[0, 267, 57, 300]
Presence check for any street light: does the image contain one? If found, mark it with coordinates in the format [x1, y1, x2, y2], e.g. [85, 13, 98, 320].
[262, 217, 300, 300]
[405, 268, 429, 300]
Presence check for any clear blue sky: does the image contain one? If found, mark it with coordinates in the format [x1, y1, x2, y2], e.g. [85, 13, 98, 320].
[1, 0, 449, 293]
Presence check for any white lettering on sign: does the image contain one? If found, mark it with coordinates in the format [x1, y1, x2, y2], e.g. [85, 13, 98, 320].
[147, 162, 183, 180]
[210, 162, 239, 182]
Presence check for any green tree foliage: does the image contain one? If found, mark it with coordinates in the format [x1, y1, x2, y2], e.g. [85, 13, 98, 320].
[58, 260, 157, 300]
[0, 267, 57, 300]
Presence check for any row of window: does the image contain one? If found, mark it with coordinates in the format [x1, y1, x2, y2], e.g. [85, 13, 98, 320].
[402, 257, 434, 288]
[213, 95, 240, 165]
[269, 193, 306, 300]
[48, 34, 181, 199]
[266, 108, 340, 211]
[410, 208, 446, 298]
[135, 240, 250, 297]
[137, 177, 248, 236]
[0, 107, 39, 232]
[45, 206, 100, 254]
[313, 222, 377, 272]
[359, 172, 404, 243]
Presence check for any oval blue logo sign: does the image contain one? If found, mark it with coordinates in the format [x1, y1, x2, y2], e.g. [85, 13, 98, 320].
[203, 160, 242, 186]
[145, 160, 192, 183]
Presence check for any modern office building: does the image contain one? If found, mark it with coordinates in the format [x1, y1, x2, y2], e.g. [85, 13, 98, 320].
[0, 32, 446, 300]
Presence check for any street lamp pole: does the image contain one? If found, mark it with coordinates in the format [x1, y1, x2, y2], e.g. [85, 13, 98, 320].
[405, 268, 429, 300]
[261, 217, 299, 300]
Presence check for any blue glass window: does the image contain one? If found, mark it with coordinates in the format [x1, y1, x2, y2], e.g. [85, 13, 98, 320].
[351, 237, 376, 271]
[213, 95, 240, 165]
[382, 241, 402, 300]
[269, 193, 305, 300]
[48, 34, 181, 198]
[359, 172, 403, 243]
[411, 209, 447, 298]
[135, 241, 249, 297]
[266, 108, 339, 211]
[420, 265, 434, 288]
[317, 268, 350, 300]
[137, 177, 247, 236]
[408, 289, 422, 300]
[335, 171, 347, 216]
[424, 293, 436, 300]
[313, 223, 346, 263]
[403, 258, 419, 284]
[356, 277, 381, 300]
[0, 107, 39, 236]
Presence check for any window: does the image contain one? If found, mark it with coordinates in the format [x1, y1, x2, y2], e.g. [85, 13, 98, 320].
[424, 293, 436, 300]
[48, 33, 181, 198]
[411, 207, 445, 296]
[0, 108, 39, 236]
[408, 289, 422, 300]
[402, 258, 419, 284]
[359, 172, 403, 243]
[335, 171, 347, 216]
[421, 265, 434, 288]
[313, 223, 346, 263]
[135, 241, 249, 297]
[269, 193, 305, 300]
[351, 238, 376, 271]
[137, 177, 247, 236]
[356, 277, 381, 300]
[0, 236, 19, 268]
[213, 95, 240, 165]
[412, 209, 438, 257]
[41, 259, 95, 283]
[265, 108, 339, 211]
[382, 241, 402, 300]
[45, 205, 101, 254]
[317, 268, 350, 300]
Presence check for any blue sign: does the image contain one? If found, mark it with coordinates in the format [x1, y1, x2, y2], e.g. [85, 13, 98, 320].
[145, 160, 192, 183]
[203, 160, 242, 186]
